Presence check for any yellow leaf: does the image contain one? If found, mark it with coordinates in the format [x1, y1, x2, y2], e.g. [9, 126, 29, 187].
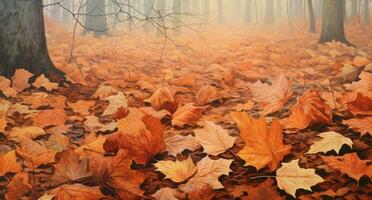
[155, 157, 197, 183]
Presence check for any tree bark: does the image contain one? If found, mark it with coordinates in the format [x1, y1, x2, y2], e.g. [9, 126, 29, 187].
[85, 0, 108, 36]
[0, 0, 64, 80]
[319, 0, 349, 44]
[308, 0, 316, 33]
[265, 0, 275, 24]
[217, 0, 224, 24]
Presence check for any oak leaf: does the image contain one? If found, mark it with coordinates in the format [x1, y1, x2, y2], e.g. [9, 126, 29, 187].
[276, 159, 324, 197]
[164, 134, 201, 157]
[5, 172, 32, 200]
[171, 103, 206, 127]
[155, 157, 197, 183]
[51, 150, 92, 184]
[194, 121, 236, 156]
[67, 100, 95, 115]
[248, 75, 293, 115]
[50, 184, 104, 200]
[33, 74, 59, 91]
[102, 92, 128, 116]
[321, 153, 372, 181]
[343, 117, 372, 136]
[179, 157, 232, 192]
[7, 126, 47, 142]
[0, 150, 21, 176]
[307, 131, 353, 154]
[31, 109, 67, 128]
[16, 136, 56, 168]
[11, 69, 33, 92]
[231, 112, 291, 171]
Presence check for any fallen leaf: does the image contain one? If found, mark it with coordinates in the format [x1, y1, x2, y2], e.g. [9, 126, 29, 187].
[75, 135, 106, 159]
[153, 187, 183, 200]
[6, 126, 47, 142]
[179, 157, 232, 192]
[194, 121, 236, 156]
[23, 92, 49, 109]
[233, 101, 254, 111]
[102, 92, 128, 116]
[164, 134, 201, 157]
[248, 75, 293, 115]
[171, 103, 206, 127]
[195, 84, 219, 106]
[91, 84, 118, 100]
[145, 87, 176, 110]
[5, 172, 32, 200]
[50, 184, 104, 200]
[155, 157, 197, 183]
[343, 117, 372, 136]
[67, 100, 95, 115]
[38, 193, 56, 200]
[0, 150, 21, 176]
[321, 152, 372, 181]
[11, 69, 33, 92]
[188, 185, 215, 200]
[307, 131, 353, 154]
[43, 132, 69, 152]
[31, 109, 67, 128]
[0, 117, 7, 132]
[344, 72, 372, 95]
[33, 74, 59, 91]
[276, 159, 324, 197]
[231, 112, 291, 171]
[280, 105, 311, 133]
[245, 179, 283, 200]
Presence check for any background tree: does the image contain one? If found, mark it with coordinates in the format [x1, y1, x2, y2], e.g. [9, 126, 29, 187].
[85, 0, 108, 36]
[319, 0, 349, 44]
[217, 0, 224, 24]
[0, 0, 63, 80]
[265, 0, 275, 24]
[351, 0, 358, 17]
[52, 0, 61, 22]
[202, 0, 210, 23]
[308, 0, 316, 33]
[245, 0, 252, 23]
[364, 0, 369, 24]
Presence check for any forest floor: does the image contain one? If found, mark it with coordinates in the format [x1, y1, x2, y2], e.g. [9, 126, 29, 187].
[0, 19, 371, 200]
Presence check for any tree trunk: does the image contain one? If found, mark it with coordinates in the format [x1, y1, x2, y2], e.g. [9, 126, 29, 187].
[265, 0, 275, 24]
[234, 0, 241, 19]
[364, 0, 369, 24]
[217, 0, 224, 24]
[319, 0, 349, 44]
[351, 0, 358, 17]
[308, 0, 316, 33]
[85, 0, 108, 36]
[245, 0, 251, 23]
[62, 0, 71, 25]
[52, 0, 61, 22]
[202, 0, 210, 23]
[276, 0, 282, 17]
[0, 0, 64, 80]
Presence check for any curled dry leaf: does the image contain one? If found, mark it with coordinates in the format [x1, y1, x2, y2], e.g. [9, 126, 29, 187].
[102, 92, 128, 116]
[0, 150, 21, 176]
[280, 105, 311, 133]
[231, 112, 291, 171]
[31, 109, 67, 128]
[11, 69, 33, 92]
[23, 92, 49, 109]
[248, 74, 293, 115]
[5, 172, 32, 200]
[51, 150, 92, 184]
[67, 100, 95, 115]
[307, 131, 353, 154]
[91, 84, 118, 100]
[321, 153, 372, 181]
[195, 84, 220, 106]
[145, 87, 176, 110]
[194, 121, 236, 156]
[33, 74, 59, 91]
[75, 135, 106, 159]
[171, 103, 206, 127]
[16, 136, 56, 168]
[6, 126, 46, 142]
[50, 184, 104, 200]
[245, 179, 283, 200]
[153, 187, 184, 200]
[155, 157, 197, 183]
[179, 156, 232, 192]
[43, 132, 69, 152]
[276, 159, 324, 198]
[343, 72, 372, 96]
[164, 134, 201, 157]
[98, 150, 145, 199]
[340, 92, 372, 116]
[343, 117, 372, 136]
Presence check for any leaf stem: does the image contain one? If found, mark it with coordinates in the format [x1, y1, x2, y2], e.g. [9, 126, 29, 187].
[250, 175, 276, 179]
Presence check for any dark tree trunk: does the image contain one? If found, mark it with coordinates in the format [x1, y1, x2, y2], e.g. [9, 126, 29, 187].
[265, 0, 275, 24]
[365, 0, 369, 24]
[245, 0, 251, 23]
[308, 0, 316, 33]
[217, 0, 224, 24]
[0, 0, 64, 80]
[85, 0, 108, 36]
[319, 0, 349, 44]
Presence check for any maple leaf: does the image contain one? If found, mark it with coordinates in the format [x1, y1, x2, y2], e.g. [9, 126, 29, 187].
[102, 92, 128, 116]
[43, 132, 70, 152]
[194, 121, 236, 156]
[104, 115, 166, 165]
[98, 150, 145, 199]
[91, 84, 118, 100]
[307, 131, 353, 154]
[116, 112, 146, 136]
[33, 74, 59, 91]
[75, 134, 106, 159]
[5, 172, 32, 200]
[50, 184, 104, 200]
[0, 117, 7, 132]
[31, 109, 67, 128]
[280, 105, 311, 133]
[6, 126, 47, 142]
[23, 92, 49, 109]
[164, 134, 201, 157]
[196, 84, 220, 106]
[231, 112, 291, 171]
[321, 153, 372, 181]
[11, 69, 33, 92]
[171, 103, 206, 127]
[179, 157, 232, 192]
[276, 159, 324, 197]
[341, 92, 372, 116]
[343, 117, 372, 136]
[153, 187, 184, 200]
[145, 87, 176, 110]
[248, 75, 293, 115]
[67, 100, 95, 116]
[155, 157, 197, 183]
[343, 72, 372, 95]
[245, 179, 284, 200]
[16, 136, 56, 168]
[51, 150, 92, 185]
[0, 150, 21, 176]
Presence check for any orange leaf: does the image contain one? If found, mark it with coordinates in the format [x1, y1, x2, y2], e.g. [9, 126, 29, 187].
[11, 69, 33, 92]
[145, 87, 176, 110]
[343, 117, 372, 136]
[32, 74, 59, 91]
[231, 112, 291, 171]
[0, 150, 21, 176]
[50, 184, 104, 200]
[5, 173, 32, 200]
[67, 100, 95, 116]
[171, 103, 206, 127]
[31, 109, 67, 128]
[195, 84, 220, 106]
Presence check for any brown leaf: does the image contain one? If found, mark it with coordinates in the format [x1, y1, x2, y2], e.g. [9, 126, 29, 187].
[50, 184, 104, 200]
[195, 84, 220, 106]
[67, 100, 95, 116]
[343, 117, 372, 136]
[321, 152, 372, 181]
[171, 103, 206, 127]
[145, 87, 176, 110]
[244, 179, 283, 200]
[31, 109, 67, 128]
[340, 92, 372, 116]
[5, 173, 32, 200]
[0, 150, 21, 176]
[11, 69, 33, 92]
[33, 74, 59, 91]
